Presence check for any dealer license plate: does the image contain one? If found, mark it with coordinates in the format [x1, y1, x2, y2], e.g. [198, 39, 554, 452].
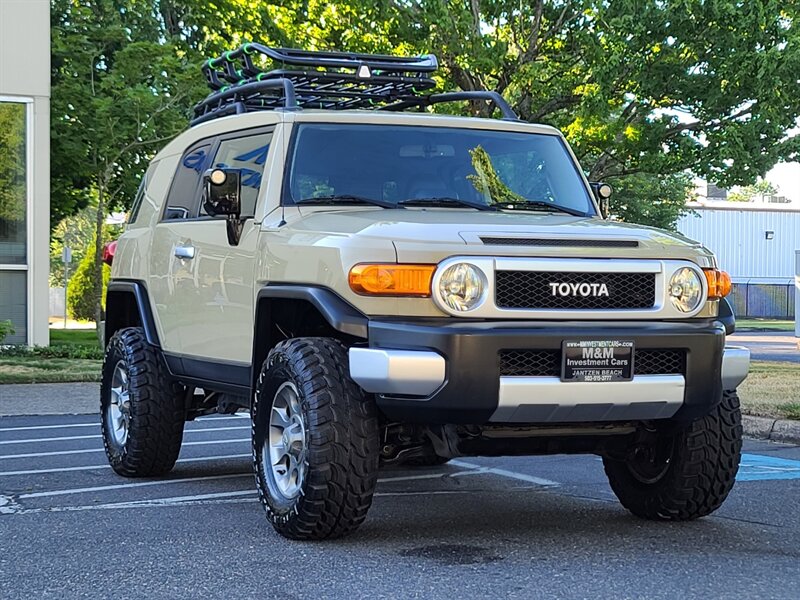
[561, 340, 634, 382]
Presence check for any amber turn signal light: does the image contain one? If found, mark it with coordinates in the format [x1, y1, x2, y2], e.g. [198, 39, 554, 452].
[349, 264, 435, 296]
[703, 268, 732, 299]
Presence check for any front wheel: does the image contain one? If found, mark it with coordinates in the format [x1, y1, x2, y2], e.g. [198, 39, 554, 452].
[252, 338, 379, 540]
[603, 390, 742, 521]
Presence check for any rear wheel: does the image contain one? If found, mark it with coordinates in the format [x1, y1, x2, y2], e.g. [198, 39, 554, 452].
[252, 337, 379, 540]
[603, 390, 742, 520]
[100, 327, 185, 477]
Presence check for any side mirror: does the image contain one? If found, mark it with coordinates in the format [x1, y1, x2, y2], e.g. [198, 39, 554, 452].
[590, 182, 612, 219]
[204, 168, 244, 245]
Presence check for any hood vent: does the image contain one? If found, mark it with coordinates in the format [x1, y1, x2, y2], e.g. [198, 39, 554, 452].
[480, 237, 639, 248]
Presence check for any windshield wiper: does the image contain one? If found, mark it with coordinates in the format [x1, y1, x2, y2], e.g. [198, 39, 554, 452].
[492, 199, 588, 217]
[296, 194, 397, 209]
[398, 197, 499, 211]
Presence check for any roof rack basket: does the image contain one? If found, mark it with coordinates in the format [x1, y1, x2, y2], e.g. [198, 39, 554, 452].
[191, 44, 518, 125]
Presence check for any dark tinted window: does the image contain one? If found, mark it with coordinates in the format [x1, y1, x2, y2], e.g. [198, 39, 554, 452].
[163, 143, 211, 220]
[202, 132, 273, 218]
[128, 162, 155, 224]
[285, 124, 594, 214]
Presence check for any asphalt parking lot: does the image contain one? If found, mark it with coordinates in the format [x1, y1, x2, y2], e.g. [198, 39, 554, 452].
[729, 331, 799, 363]
[1, 412, 799, 600]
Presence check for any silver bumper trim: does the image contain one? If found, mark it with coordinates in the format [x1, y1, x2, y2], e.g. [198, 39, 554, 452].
[490, 375, 686, 423]
[722, 346, 750, 390]
[348, 348, 445, 396]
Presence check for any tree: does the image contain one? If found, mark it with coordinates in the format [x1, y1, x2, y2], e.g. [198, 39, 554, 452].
[393, 0, 800, 217]
[67, 233, 111, 321]
[728, 180, 778, 202]
[608, 173, 693, 231]
[51, 0, 206, 334]
[51, 0, 800, 245]
[49, 208, 97, 289]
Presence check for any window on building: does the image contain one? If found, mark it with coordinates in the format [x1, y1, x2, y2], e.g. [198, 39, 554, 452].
[0, 100, 28, 344]
[0, 102, 26, 265]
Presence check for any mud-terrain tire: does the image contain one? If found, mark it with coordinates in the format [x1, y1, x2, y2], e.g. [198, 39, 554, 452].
[252, 337, 379, 540]
[100, 327, 185, 477]
[603, 390, 742, 521]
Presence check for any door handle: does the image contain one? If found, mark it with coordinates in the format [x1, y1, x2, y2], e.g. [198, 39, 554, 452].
[174, 245, 196, 259]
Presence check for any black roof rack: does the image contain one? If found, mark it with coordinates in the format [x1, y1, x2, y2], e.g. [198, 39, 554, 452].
[191, 44, 518, 126]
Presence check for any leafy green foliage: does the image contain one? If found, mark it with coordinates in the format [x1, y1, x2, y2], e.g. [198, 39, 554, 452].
[467, 146, 525, 204]
[408, 0, 800, 190]
[0, 103, 26, 224]
[728, 180, 778, 202]
[0, 343, 104, 360]
[51, 0, 209, 324]
[50, 0, 800, 236]
[0, 320, 15, 344]
[49, 208, 97, 288]
[608, 172, 694, 231]
[67, 235, 110, 321]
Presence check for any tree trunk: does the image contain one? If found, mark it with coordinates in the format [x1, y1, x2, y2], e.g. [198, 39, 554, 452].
[93, 183, 105, 347]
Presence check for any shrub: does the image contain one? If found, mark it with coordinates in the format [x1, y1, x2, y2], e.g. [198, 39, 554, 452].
[0, 344, 104, 360]
[0, 320, 14, 343]
[67, 237, 110, 321]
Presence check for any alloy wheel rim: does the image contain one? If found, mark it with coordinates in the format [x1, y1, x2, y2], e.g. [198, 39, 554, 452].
[626, 441, 673, 485]
[107, 361, 131, 447]
[263, 382, 307, 499]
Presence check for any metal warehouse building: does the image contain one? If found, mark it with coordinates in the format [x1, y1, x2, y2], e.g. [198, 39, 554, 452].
[677, 204, 799, 318]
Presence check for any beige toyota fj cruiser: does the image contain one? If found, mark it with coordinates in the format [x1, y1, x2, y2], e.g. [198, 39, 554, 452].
[101, 46, 749, 540]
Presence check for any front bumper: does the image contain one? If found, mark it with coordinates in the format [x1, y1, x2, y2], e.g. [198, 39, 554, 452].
[348, 319, 748, 425]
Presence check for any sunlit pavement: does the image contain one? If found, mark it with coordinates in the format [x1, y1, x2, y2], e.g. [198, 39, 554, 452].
[729, 331, 799, 362]
[1, 412, 799, 599]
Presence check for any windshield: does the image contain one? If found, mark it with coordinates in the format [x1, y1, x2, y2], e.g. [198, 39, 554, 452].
[284, 123, 595, 215]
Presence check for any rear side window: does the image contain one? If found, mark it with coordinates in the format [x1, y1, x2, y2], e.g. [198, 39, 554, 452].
[128, 162, 156, 225]
[202, 131, 273, 218]
[163, 143, 211, 220]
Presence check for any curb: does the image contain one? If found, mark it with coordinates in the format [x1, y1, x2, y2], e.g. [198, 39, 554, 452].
[743, 415, 800, 445]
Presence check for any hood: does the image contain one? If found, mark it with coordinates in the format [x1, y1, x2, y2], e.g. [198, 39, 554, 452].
[290, 207, 713, 265]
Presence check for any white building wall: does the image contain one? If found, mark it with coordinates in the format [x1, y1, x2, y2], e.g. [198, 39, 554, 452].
[0, 0, 50, 346]
[677, 207, 800, 280]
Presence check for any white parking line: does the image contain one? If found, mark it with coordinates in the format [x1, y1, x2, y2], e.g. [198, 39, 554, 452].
[0, 415, 248, 433]
[0, 453, 251, 477]
[0, 484, 552, 516]
[450, 460, 560, 487]
[0, 426, 250, 445]
[377, 470, 486, 483]
[0, 489, 258, 515]
[0, 423, 98, 432]
[18, 472, 252, 499]
[0, 438, 250, 460]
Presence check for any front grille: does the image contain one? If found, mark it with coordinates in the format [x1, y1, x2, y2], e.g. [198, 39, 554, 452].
[634, 349, 685, 375]
[498, 349, 685, 377]
[499, 349, 560, 376]
[481, 237, 638, 248]
[495, 271, 656, 310]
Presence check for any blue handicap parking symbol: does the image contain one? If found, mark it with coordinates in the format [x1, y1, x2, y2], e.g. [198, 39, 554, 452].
[737, 453, 800, 482]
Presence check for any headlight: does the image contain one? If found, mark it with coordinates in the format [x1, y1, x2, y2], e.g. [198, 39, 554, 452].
[668, 267, 704, 313]
[437, 263, 487, 311]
